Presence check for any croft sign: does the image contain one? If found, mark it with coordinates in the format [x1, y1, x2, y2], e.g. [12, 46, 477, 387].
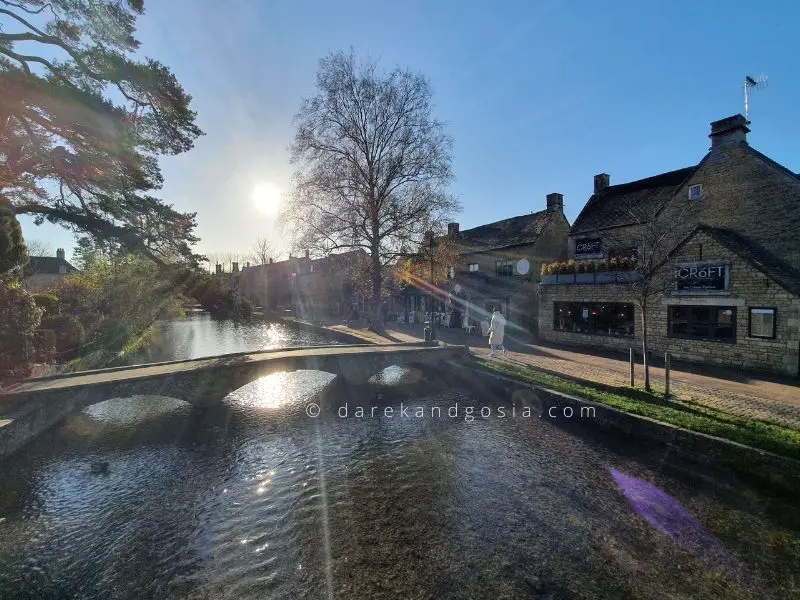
[676, 264, 727, 291]
[575, 238, 602, 255]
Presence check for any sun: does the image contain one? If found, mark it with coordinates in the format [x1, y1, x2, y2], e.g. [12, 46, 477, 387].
[252, 182, 281, 216]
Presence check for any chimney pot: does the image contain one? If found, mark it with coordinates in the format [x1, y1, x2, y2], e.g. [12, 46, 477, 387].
[709, 114, 750, 148]
[447, 222, 460, 237]
[305, 249, 310, 259]
[56, 248, 65, 261]
[215, 263, 222, 274]
[232, 262, 239, 273]
[594, 174, 610, 194]
[546, 193, 563, 213]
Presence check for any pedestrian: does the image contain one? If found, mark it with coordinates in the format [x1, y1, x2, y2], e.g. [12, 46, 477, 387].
[488, 307, 506, 357]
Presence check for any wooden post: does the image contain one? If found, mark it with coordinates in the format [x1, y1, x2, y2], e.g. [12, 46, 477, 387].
[664, 352, 671, 399]
[629, 348, 635, 387]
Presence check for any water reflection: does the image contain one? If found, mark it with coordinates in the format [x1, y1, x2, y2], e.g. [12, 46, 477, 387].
[367, 365, 423, 386]
[0, 370, 796, 598]
[225, 370, 337, 411]
[132, 313, 341, 365]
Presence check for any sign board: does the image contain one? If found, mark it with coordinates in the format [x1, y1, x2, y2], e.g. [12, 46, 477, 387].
[575, 238, 602, 256]
[676, 264, 727, 292]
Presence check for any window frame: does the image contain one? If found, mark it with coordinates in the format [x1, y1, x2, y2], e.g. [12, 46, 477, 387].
[468, 263, 479, 273]
[667, 305, 737, 343]
[552, 302, 635, 338]
[495, 260, 515, 277]
[748, 307, 776, 339]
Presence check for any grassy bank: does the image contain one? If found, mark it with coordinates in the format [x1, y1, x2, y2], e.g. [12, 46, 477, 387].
[472, 357, 800, 461]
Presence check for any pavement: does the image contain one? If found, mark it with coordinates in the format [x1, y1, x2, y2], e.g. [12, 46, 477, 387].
[329, 322, 800, 430]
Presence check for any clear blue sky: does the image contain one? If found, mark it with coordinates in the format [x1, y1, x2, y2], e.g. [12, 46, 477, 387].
[19, 0, 800, 261]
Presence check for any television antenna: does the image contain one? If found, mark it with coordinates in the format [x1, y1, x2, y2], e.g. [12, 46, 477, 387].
[743, 74, 768, 120]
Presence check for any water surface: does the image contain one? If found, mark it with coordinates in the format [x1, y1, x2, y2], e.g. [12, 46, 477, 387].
[0, 369, 797, 599]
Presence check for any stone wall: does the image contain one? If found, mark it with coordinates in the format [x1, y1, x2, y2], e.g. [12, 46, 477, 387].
[539, 230, 800, 376]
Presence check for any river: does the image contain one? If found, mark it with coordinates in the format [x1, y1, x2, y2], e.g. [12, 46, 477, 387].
[0, 316, 798, 599]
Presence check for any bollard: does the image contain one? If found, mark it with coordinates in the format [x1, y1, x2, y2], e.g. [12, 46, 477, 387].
[629, 348, 635, 387]
[664, 352, 671, 399]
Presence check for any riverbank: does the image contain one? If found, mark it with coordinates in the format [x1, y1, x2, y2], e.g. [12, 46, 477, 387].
[330, 321, 800, 468]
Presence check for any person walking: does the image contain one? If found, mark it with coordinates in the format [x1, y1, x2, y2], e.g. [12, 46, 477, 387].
[488, 307, 506, 357]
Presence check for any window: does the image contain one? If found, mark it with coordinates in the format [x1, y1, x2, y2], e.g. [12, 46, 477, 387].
[668, 305, 736, 342]
[495, 260, 514, 277]
[448, 266, 455, 278]
[688, 184, 703, 201]
[468, 263, 479, 273]
[749, 307, 776, 339]
[553, 302, 634, 337]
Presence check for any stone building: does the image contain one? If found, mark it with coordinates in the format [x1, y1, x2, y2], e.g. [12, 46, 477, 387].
[392, 193, 570, 333]
[539, 115, 800, 377]
[23, 248, 78, 292]
[237, 250, 365, 318]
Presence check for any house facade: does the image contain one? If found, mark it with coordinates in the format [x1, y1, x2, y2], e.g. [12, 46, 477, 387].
[391, 193, 570, 333]
[237, 250, 365, 318]
[23, 248, 78, 292]
[538, 115, 800, 377]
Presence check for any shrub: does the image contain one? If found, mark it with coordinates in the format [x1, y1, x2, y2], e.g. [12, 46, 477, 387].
[41, 315, 86, 360]
[0, 279, 42, 381]
[586, 260, 596, 273]
[32, 293, 60, 315]
[576, 261, 586, 274]
[596, 260, 608, 272]
[610, 257, 620, 271]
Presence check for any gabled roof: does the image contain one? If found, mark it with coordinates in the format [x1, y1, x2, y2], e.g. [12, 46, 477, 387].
[667, 224, 800, 296]
[571, 166, 696, 235]
[453, 209, 556, 253]
[24, 256, 77, 276]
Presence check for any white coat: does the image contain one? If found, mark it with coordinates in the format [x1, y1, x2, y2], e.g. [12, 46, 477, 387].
[488, 312, 506, 346]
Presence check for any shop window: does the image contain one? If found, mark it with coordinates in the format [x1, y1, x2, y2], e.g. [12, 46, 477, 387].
[468, 263, 479, 272]
[668, 305, 736, 342]
[749, 307, 776, 339]
[553, 302, 634, 337]
[495, 260, 515, 277]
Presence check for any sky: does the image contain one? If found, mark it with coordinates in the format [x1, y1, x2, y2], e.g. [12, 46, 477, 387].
[18, 0, 800, 263]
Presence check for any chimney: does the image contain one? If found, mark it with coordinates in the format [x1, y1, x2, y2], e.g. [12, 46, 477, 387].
[447, 222, 460, 237]
[546, 193, 563, 213]
[215, 263, 222, 274]
[709, 114, 750, 148]
[246, 262, 251, 268]
[269, 257, 274, 264]
[594, 173, 610, 194]
[232, 262, 239, 273]
[305, 249, 310, 260]
[56, 248, 65, 261]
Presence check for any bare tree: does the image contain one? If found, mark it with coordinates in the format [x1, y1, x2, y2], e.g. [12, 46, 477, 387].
[280, 50, 459, 326]
[25, 240, 52, 258]
[247, 236, 277, 266]
[604, 200, 698, 390]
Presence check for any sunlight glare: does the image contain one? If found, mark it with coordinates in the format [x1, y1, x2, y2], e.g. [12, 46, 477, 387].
[252, 181, 281, 215]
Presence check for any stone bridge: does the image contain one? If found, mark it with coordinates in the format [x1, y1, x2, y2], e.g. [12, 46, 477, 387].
[0, 343, 467, 459]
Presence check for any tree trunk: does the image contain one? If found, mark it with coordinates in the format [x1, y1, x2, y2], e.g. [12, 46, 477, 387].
[640, 300, 651, 391]
[370, 245, 383, 331]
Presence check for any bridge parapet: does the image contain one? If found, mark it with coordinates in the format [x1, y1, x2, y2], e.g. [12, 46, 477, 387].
[0, 343, 468, 459]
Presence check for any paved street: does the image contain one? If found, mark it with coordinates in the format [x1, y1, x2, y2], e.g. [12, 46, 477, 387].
[330, 322, 800, 430]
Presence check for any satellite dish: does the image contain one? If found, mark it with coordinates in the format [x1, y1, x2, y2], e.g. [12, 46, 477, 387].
[454, 284, 462, 294]
[517, 259, 530, 275]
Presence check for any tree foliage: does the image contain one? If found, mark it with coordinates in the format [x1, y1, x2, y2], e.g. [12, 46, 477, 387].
[280, 50, 458, 321]
[0, 0, 204, 265]
[0, 278, 41, 380]
[0, 205, 27, 274]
